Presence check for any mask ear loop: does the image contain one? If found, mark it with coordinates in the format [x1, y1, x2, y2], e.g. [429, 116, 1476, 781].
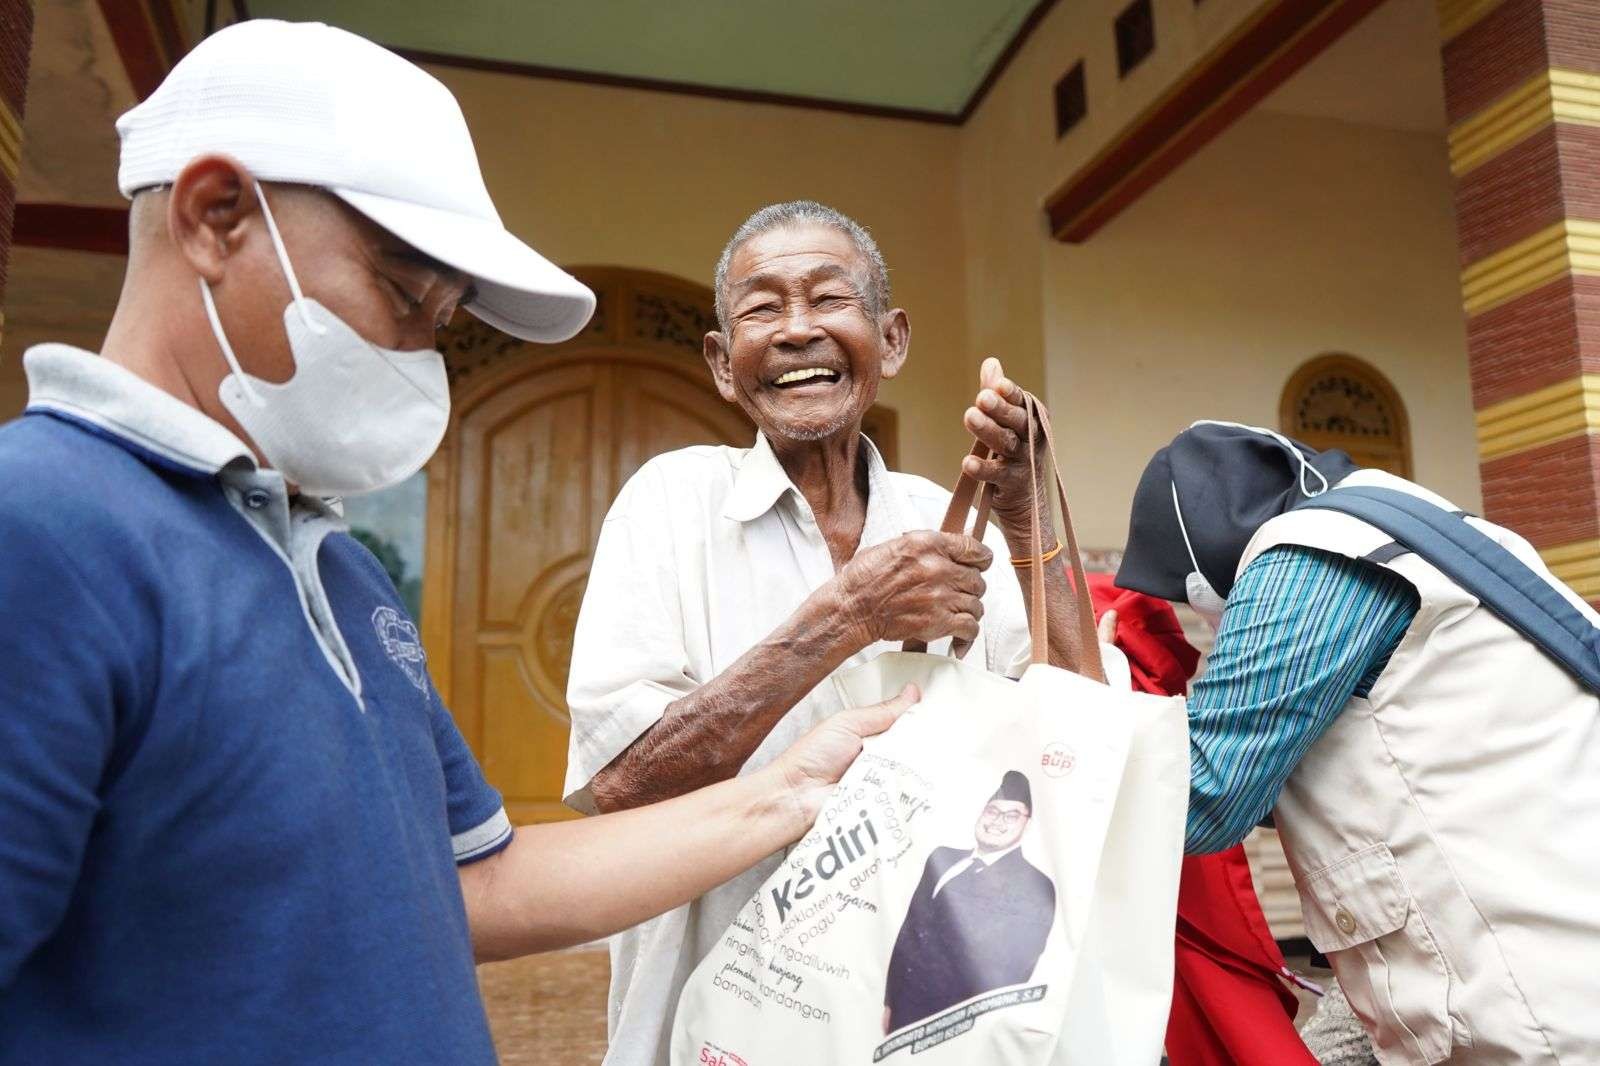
[252, 182, 326, 337]
[1170, 480, 1209, 582]
[199, 275, 263, 406]
[1188, 419, 1329, 498]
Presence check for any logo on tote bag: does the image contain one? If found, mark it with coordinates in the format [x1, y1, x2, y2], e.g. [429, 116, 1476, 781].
[1040, 742, 1076, 778]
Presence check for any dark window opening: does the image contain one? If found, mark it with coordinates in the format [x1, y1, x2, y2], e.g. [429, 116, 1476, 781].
[1115, 0, 1156, 78]
[1053, 61, 1087, 138]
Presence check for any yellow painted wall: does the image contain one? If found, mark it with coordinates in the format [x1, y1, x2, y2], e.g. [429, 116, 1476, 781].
[1041, 109, 1479, 548]
[0, 338, 27, 418]
[431, 66, 976, 484]
[957, 0, 1273, 391]
[1, 17, 1482, 547]
[0, 247, 125, 416]
[957, 0, 1477, 550]
[0, 71, 981, 485]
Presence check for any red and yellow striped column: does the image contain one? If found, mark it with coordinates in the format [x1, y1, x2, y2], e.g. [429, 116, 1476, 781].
[0, 0, 32, 349]
[1441, 0, 1600, 602]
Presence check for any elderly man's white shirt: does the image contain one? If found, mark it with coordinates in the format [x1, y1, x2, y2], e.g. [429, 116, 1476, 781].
[563, 433, 1126, 1066]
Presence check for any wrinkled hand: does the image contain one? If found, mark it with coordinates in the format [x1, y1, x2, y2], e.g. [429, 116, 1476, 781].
[833, 532, 992, 649]
[772, 684, 921, 831]
[962, 357, 1053, 542]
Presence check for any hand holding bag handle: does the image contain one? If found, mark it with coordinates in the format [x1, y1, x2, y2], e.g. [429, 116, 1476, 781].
[903, 440, 996, 656]
[1025, 392, 1106, 680]
[905, 387, 1105, 682]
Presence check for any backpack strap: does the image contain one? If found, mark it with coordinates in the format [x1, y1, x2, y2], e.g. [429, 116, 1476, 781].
[1292, 486, 1600, 695]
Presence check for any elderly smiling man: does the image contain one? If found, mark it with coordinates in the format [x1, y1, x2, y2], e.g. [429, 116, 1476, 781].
[0, 28, 916, 1065]
[565, 201, 1121, 1066]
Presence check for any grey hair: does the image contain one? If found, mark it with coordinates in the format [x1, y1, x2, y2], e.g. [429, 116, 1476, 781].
[713, 200, 890, 331]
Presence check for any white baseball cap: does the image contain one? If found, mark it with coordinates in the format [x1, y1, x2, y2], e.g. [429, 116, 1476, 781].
[116, 19, 595, 343]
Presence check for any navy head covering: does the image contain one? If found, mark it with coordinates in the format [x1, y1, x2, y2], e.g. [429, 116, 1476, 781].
[989, 770, 1033, 813]
[1117, 422, 1359, 602]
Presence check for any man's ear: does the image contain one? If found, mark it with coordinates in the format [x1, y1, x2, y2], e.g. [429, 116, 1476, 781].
[703, 331, 739, 403]
[879, 308, 911, 381]
[167, 155, 257, 284]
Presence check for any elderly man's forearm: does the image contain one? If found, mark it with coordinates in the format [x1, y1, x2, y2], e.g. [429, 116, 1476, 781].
[588, 592, 861, 812]
[1001, 524, 1099, 679]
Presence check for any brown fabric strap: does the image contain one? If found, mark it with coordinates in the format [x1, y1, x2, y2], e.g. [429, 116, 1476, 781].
[903, 392, 1104, 679]
[1032, 398, 1104, 678]
[903, 442, 994, 655]
[936, 440, 996, 543]
[1022, 395, 1049, 665]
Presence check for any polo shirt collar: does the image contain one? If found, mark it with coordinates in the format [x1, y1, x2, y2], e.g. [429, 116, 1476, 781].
[24, 343, 257, 478]
[722, 430, 904, 529]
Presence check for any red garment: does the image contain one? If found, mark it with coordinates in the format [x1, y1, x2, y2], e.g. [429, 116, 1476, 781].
[1086, 574, 1315, 1066]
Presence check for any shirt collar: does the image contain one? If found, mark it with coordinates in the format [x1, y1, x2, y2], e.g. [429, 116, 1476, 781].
[722, 431, 790, 523]
[722, 430, 905, 529]
[24, 343, 257, 478]
[971, 841, 1023, 866]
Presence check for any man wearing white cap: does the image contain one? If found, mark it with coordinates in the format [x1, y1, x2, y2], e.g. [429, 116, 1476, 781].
[0, 21, 914, 1064]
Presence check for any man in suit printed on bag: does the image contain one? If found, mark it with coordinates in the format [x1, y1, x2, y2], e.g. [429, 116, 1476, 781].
[883, 770, 1056, 1034]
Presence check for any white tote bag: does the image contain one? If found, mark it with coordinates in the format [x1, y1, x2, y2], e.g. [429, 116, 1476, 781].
[672, 408, 1189, 1066]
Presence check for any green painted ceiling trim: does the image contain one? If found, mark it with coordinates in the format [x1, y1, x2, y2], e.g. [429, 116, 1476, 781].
[247, 1, 1044, 116]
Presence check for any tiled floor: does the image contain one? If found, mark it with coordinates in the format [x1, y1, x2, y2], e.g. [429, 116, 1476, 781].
[477, 948, 611, 1065]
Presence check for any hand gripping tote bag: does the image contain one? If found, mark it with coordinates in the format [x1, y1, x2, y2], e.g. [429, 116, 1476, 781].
[672, 398, 1190, 1066]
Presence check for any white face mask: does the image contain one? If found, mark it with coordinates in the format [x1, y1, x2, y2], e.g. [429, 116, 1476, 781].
[199, 183, 451, 497]
[1184, 568, 1228, 633]
[1171, 481, 1228, 632]
[1170, 420, 1331, 632]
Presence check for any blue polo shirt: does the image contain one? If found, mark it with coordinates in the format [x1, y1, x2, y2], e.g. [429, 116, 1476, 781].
[0, 345, 513, 1064]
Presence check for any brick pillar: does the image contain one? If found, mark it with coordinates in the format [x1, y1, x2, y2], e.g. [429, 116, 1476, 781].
[1439, 0, 1600, 602]
[0, 0, 32, 348]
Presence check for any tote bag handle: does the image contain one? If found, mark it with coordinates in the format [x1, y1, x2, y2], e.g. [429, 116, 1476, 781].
[901, 440, 995, 656]
[904, 390, 1104, 680]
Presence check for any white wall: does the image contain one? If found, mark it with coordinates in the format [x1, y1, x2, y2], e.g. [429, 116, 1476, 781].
[1043, 109, 1479, 548]
[957, 0, 1276, 392]
[432, 67, 974, 483]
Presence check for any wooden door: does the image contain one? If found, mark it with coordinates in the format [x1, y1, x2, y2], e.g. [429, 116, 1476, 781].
[421, 269, 756, 823]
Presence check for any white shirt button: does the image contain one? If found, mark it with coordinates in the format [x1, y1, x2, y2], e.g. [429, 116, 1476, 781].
[244, 489, 271, 510]
[1335, 906, 1357, 935]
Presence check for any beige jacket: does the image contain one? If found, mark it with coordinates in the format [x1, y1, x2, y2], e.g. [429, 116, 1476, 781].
[1240, 469, 1600, 1065]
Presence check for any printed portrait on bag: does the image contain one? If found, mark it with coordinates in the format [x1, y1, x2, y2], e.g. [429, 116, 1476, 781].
[883, 770, 1057, 1035]
[673, 650, 1187, 1066]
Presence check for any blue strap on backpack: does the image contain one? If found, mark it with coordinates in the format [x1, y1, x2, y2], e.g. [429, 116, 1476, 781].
[1290, 485, 1600, 695]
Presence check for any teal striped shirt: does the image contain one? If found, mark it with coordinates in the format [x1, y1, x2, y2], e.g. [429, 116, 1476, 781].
[1185, 545, 1419, 854]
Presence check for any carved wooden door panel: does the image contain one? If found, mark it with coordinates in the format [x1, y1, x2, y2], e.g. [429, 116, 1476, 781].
[422, 269, 757, 823]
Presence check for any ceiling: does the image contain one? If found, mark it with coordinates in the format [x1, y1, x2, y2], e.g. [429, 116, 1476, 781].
[1260, 0, 1447, 135]
[10, 0, 1446, 213]
[246, 0, 1043, 117]
[8, 0, 1453, 221]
